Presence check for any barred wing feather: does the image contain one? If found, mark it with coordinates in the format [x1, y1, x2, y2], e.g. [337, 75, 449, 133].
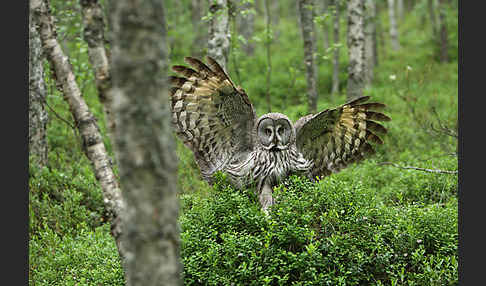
[169, 56, 256, 182]
[295, 96, 391, 179]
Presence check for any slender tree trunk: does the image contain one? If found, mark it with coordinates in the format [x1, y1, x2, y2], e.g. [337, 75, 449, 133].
[387, 0, 400, 51]
[191, 0, 207, 57]
[29, 6, 48, 167]
[346, 0, 366, 100]
[438, 0, 449, 62]
[237, 0, 255, 55]
[208, 0, 230, 71]
[271, 0, 280, 39]
[321, 0, 330, 51]
[331, 0, 340, 95]
[364, 0, 376, 88]
[264, 0, 272, 112]
[397, 0, 404, 22]
[79, 0, 116, 146]
[298, 0, 318, 114]
[376, 7, 386, 62]
[30, 0, 125, 258]
[428, 0, 438, 38]
[110, 0, 181, 284]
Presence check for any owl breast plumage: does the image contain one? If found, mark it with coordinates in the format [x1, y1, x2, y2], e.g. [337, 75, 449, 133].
[170, 56, 391, 213]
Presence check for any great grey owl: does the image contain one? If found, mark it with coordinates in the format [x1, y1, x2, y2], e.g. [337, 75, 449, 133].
[170, 56, 391, 213]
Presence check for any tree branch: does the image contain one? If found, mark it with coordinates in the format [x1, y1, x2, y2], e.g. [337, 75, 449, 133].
[379, 162, 458, 174]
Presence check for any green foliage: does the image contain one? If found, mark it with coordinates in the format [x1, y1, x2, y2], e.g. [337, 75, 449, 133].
[29, 224, 124, 285]
[180, 175, 457, 285]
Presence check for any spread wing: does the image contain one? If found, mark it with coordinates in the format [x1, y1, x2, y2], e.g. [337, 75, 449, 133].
[295, 96, 391, 179]
[170, 56, 256, 182]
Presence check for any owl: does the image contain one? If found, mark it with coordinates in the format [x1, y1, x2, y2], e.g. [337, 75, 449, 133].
[170, 56, 391, 213]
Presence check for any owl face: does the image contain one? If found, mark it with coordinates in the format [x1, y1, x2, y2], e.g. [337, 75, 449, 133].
[256, 114, 294, 151]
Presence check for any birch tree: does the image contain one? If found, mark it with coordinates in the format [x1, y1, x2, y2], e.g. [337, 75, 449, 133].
[237, 0, 255, 55]
[346, 0, 366, 100]
[330, 0, 341, 95]
[191, 0, 207, 57]
[208, 0, 230, 71]
[298, 0, 318, 114]
[264, 0, 272, 112]
[110, 0, 181, 284]
[30, 0, 125, 258]
[29, 6, 48, 167]
[387, 0, 400, 51]
[79, 0, 115, 144]
[364, 0, 377, 88]
[397, 0, 404, 22]
[321, 0, 330, 51]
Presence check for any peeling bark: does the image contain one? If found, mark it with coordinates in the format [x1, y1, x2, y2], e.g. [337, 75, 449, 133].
[298, 0, 318, 113]
[387, 0, 400, 51]
[347, 0, 366, 100]
[30, 0, 125, 259]
[110, 0, 181, 285]
[79, 0, 116, 144]
[29, 6, 48, 167]
[208, 0, 230, 71]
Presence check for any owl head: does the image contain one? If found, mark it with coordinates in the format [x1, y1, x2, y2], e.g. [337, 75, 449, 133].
[255, 113, 295, 151]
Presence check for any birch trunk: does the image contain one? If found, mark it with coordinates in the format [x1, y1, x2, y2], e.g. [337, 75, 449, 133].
[346, 0, 366, 100]
[364, 0, 376, 88]
[237, 0, 255, 55]
[321, 0, 330, 51]
[110, 0, 181, 284]
[30, 0, 125, 257]
[298, 0, 318, 114]
[79, 0, 115, 145]
[438, 0, 449, 62]
[387, 0, 400, 51]
[29, 6, 48, 167]
[264, 0, 272, 112]
[191, 0, 207, 57]
[331, 0, 340, 95]
[397, 0, 404, 22]
[208, 0, 230, 71]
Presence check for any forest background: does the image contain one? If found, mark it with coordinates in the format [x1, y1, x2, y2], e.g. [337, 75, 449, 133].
[28, 0, 458, 285]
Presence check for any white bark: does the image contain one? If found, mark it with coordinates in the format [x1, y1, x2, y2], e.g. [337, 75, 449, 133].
[30, 0, 125, 254]
[29, 6, 48, 166]
[387, 0, 400, 51]
[397, 0, 404, 22]
[298, 0, 318, 113]
[208, 0, 230, 71]
[347, 0, 366, 100]
[110, 0, 181, 284]
[364, 0, 376, 88]
[331, 0, 340, 95]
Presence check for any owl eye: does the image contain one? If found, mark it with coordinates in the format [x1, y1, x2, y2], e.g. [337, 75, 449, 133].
[277, 126, 284, 136]
[265, 128, 272, 136]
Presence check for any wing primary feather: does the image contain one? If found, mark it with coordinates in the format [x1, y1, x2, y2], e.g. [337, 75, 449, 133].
[365, 120, 388, 135]
[184, 57, 216, 78]
[365, 111, 392, 121]
[346, 96, 370, 106]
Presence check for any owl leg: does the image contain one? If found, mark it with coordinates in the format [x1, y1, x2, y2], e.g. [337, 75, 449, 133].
[259, 183, 274, 215]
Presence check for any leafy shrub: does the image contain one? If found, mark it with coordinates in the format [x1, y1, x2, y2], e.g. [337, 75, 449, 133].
[180, 175, 457, 285]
